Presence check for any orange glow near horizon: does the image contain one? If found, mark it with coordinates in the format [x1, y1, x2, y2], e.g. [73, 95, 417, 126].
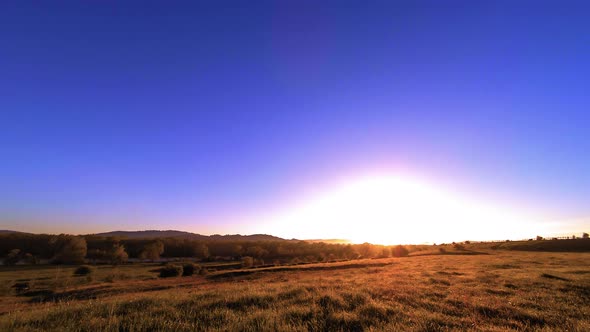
[257, 174, 546, 245]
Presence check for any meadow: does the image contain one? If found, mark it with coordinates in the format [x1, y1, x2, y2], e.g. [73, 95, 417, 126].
[1, 250, 589, 331]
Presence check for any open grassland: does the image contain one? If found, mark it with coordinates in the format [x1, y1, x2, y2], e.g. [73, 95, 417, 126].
[1, 251, 589, 331]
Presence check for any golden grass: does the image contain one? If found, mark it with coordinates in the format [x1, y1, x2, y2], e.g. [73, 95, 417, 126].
[1, 251, 589, 331]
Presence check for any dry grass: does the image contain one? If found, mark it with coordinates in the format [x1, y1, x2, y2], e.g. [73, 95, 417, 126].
[1, 251, 589, 331]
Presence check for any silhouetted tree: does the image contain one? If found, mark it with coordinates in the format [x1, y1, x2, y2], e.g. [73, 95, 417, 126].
[24, 253, 39, 265]
[583, 232, 589, 239]
[232, 244, 243, 257]
[193, 243, 209, 259]
[108, 244, 128, 265]
[246, 246, 268, 258]
[139, 241, 164, 261]
[53, 236, 87, 264]
[4, 249, 21, 265]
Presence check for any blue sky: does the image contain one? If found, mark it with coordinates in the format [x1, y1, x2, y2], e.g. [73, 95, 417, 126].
[1, 1, 589, 239]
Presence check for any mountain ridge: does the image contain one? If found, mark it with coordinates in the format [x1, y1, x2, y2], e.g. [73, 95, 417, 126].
[93, 230, 286, 241]
[0, 229, 351, 243]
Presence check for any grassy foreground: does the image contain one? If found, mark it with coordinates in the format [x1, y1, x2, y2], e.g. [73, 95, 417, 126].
[1, 251, 589, 331]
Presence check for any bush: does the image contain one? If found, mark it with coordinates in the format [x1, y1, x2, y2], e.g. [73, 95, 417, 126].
[453, 243, 465, 250]
[391, 245, 409, 257]
[182, 263, 197, 276]
[242, 256, 254, 268]
[73, 265, 93, 276]
[160, 264, 183, 278]
[3, 249, 21, 266]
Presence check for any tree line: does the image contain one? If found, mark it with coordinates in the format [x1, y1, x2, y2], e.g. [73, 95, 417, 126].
[0, 233, 410, 265]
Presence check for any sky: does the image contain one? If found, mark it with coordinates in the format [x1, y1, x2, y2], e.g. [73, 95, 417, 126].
[1, 1, 589, 243]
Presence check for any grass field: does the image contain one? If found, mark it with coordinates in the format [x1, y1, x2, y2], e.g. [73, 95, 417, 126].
[1, 251, 589, 331]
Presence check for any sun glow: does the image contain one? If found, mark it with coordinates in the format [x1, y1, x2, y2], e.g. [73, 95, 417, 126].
[259, 175, 541, 244]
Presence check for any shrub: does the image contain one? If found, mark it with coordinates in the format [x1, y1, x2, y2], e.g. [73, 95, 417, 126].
[3, 249, 21, 266]
[453, 243, 465, 250]
[160, 264, 182, 278]
[242, 256, 254, 268]
[73, 265, 93, 276]
[24, 253, 39, 265]
[182, 263, 197, 276]
[391, 245, 409, 257]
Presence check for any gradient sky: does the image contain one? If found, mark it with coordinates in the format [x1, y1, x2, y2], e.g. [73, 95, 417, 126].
[1, 1, 589, 241]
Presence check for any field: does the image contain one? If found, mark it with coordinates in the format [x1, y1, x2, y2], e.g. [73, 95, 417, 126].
[1, 251, 589, 331]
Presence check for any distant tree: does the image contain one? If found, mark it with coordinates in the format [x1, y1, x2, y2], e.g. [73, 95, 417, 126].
[341, 244, 358, 260]
[53, 236, 87, 264]
[4, 249, 21, 266]
[24, 253, 39, 265]
[357, 243, 378, 258]
[391, 245, 409, 257]
[536, 236, 543, 241]
[192, 243, 209, 260]
[583, 232, 589, 239]
[245, 246, 268, 259]
[379, 247, 391, 258]
[108, 244, 128, 265]
[241, 256, 254, 268]
[453, 243, 465, 250]
[572, 235, 576, 240]
[139, 241, 164, 261]
[232, 244, 244, 257]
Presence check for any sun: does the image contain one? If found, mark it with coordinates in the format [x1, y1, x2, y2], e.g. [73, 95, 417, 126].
[259, 174, 538, 244]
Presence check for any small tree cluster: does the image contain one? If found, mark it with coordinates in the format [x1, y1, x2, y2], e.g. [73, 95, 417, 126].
[4, 249, 21, 266]
[140, 241, 164, 262]
[52, 236, 87, 264]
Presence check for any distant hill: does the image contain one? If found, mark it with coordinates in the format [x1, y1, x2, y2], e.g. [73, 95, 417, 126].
[93, 230, 286, 242]
[0, 230, 31, 235]
[304, 239, 352, 244]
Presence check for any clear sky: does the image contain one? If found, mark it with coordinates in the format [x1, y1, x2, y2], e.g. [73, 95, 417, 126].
[1, 1, 589, 243]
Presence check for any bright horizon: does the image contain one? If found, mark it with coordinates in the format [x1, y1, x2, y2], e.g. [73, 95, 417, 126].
[3, 172, 587, 245]
[1, 2, 589, 244]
